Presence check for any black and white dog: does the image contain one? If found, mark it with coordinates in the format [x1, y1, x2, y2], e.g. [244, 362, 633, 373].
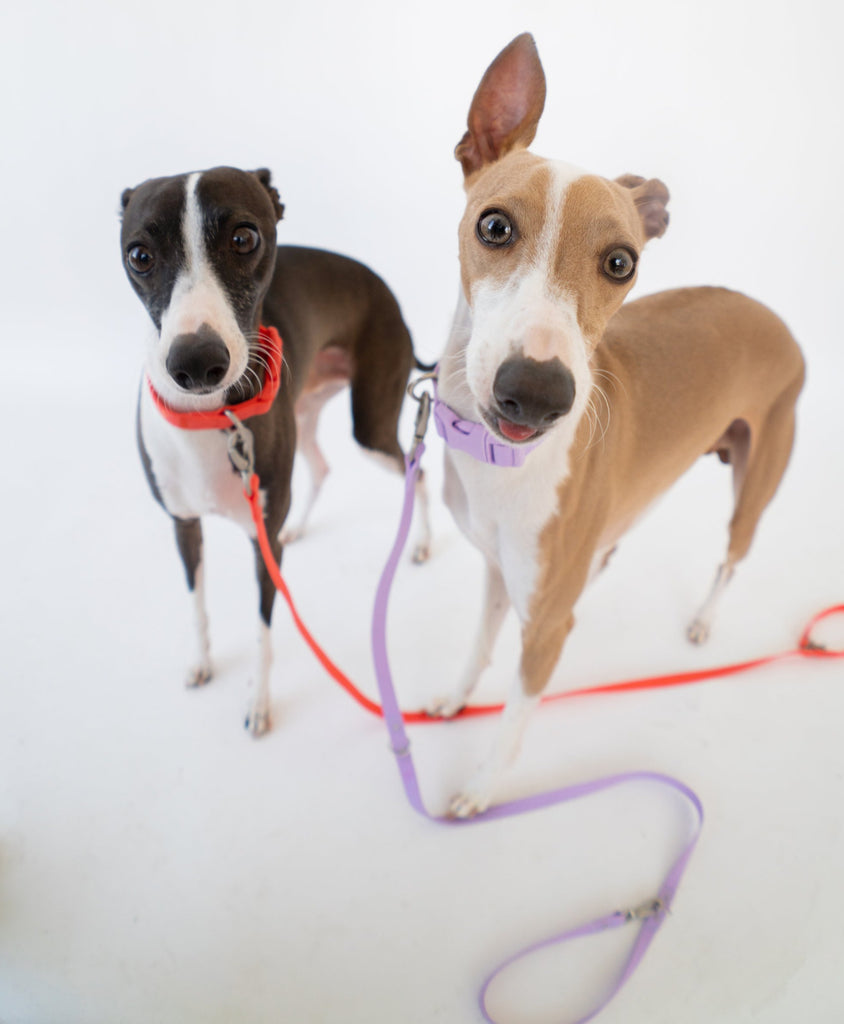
[120, 166, 430, 734]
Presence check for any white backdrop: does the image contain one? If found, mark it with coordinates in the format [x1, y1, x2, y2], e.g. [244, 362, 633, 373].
[2, 2, 844, 1023]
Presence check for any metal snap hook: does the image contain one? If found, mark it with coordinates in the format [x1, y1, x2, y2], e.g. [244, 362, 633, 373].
[407, 368, 438, 402]
[224, 410, 256, 497]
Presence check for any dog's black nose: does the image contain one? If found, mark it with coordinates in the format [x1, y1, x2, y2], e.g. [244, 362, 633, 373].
[492, 355, 576, 428]
[166, 327, 231, 392]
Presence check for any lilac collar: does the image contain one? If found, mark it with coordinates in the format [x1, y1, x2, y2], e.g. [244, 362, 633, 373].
[432, 379, 544, 468]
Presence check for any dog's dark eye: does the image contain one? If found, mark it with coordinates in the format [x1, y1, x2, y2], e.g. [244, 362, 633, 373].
[602, 248, 637, 281]
[127, 245, 154, 275]
[231, 225, 260, 255]
[477, 210, 514, 246]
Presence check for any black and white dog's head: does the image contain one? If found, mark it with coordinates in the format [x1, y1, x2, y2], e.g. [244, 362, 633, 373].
[120, 166, 284, 410]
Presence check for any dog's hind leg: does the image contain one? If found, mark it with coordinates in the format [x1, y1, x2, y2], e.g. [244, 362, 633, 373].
[688, 384, 800, 643]
[350, 334, 432, 564]
[281, 380, 345, 544]
[174, 517, 213, 686]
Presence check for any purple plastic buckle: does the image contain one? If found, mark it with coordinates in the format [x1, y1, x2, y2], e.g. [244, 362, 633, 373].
[432, 395, 543, 467]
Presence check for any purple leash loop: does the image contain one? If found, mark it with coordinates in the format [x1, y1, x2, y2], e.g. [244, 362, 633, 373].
[370, 387, 704, 1023]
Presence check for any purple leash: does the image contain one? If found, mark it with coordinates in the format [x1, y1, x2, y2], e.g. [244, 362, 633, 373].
[370, 393, 704, 1023]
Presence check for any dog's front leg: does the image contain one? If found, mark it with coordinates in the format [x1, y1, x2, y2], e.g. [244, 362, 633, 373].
[449, 540, 586, 818]
[246, 535, 279, 737]
[428, 561, 510, 717]
[174, 517, 212, 686]
[448, 674, 540, 818]
[448, 609, 576, 819]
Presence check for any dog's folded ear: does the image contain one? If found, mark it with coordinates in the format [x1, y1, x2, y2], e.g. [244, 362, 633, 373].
[251, 168, 285, 222]
[120, 187, 135, 216]
[615, 174, 670, 240]
[455, 33, 546, 178]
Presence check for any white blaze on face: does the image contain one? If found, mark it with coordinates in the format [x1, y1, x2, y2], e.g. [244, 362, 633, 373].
[463, 160, 594, 432]
[148, 172, 250, 408]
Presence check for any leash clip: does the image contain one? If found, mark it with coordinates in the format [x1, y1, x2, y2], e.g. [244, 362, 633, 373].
[623, 897, 665, 922]
[408, 370, 436, 461]
[224, 410, 256, 496]
[413, 391, 431, 447]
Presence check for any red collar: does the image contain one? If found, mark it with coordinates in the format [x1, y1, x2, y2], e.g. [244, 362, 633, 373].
[147, 325, 283, 429]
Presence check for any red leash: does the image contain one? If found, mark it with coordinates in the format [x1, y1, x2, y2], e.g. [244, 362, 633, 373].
[156, 366, 844, 1022]
[153, 330, 844, 716]
[159, 337, 842, 713]
[244, 470, 844, 720]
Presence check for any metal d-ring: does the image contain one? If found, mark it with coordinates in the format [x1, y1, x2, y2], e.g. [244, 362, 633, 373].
[407, 368, 438, 402]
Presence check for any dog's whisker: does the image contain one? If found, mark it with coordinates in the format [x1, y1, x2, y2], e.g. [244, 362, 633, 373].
[437, 360, 475, 407]
[592, 384, 611, 446]
[592, 367, 626, 400]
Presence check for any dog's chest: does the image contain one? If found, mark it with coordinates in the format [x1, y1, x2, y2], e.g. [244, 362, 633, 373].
[138, 387, 257, 534]
[444, 441, 568, 618]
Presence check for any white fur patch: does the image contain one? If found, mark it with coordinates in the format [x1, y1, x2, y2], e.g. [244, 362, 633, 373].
[146, 172, 250, 411]
[462, 160, 593, 423]
[139, 384, 263, 535]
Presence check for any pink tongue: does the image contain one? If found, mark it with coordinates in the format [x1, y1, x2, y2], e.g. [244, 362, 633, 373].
[498, 418, 537, 442]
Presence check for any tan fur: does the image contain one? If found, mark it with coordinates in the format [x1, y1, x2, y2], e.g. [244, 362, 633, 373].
[521, 286, 805, 696]
[437, 33, 805, 816]
[458, 155, 555, 296]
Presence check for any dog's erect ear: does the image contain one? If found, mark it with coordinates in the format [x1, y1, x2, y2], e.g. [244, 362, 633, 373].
[251, 168, 285, 222]
[120, 187, 135, 217]
[616, 174, 670, 240]
[455, 33, 546, 178]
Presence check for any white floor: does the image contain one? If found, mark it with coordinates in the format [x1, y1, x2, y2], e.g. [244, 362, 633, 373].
[2, 330, 843, 1024]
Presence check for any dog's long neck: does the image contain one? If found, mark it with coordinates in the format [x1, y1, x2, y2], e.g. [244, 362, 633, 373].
[438, 289, 476, 419]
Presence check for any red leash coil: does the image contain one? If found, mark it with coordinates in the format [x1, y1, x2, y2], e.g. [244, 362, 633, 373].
[246, 474, 844, 720]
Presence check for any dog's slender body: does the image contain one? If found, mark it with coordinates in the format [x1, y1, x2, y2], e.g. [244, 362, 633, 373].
[122, 167, 430, 734]
[432, 35, 805, 816]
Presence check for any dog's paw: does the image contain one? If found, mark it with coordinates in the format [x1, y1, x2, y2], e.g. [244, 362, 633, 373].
[279, 523, 304, 546]
[411, 542, 430, 565]
[185, 663, 213, 687]
[447, 788, 491, 819]
[245, 705, 271, 737]
[425, 695, 465, 719]
[686, 618, 711, 645]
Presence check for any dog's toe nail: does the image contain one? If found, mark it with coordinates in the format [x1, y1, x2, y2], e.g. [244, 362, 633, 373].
[411, 544, 431, 565]
[185, 664, 213, 688]
[245, 708, 271, 736]
[426, 697, 463, 719]
[686, 620, 710, 645]
[447, 792, 487, 819]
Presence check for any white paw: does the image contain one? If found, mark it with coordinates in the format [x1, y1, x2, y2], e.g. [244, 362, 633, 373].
[279, 523, 304, 546]
[245, 704, 271, 737]
[411, 542, 430, 565]
[185, 663, 213, 687]
[426, 695, 465, 719]
[686, 618, 711, 645]
[448, 788, 491, 819]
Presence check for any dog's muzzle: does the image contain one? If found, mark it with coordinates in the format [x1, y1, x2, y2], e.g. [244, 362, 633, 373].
[166, 325, 231, 393]
[491, 355, 576, 436]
